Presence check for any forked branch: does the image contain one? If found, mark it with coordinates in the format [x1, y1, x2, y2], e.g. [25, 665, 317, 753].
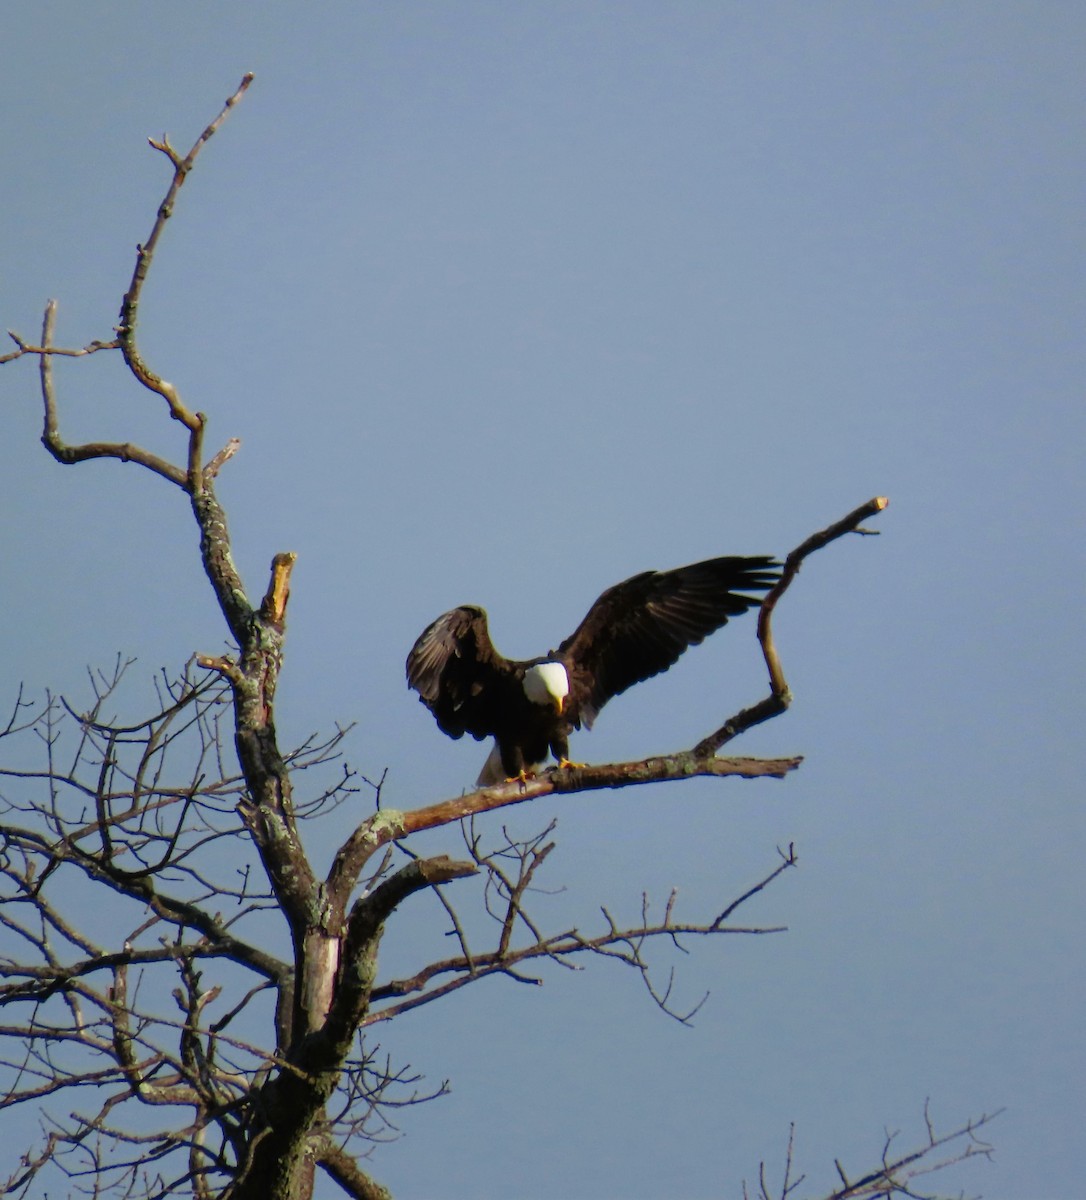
[37, 300, 187, 486]
[362, 836, 799, 1025]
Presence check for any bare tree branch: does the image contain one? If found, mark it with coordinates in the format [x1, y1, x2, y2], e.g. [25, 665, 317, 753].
[696, 495, 889, 757]
[36, 300, 187, 486]
[314, 1139, 392, 1200]
[744, 1105, 1002, 1200]
[10, 74, 256, 499]
[117, 74, 255, 476]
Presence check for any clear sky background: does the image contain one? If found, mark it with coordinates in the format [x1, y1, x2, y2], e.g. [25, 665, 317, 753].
[2, 4, 1083, 1198]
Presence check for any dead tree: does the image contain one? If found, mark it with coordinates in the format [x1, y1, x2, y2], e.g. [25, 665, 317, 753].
[0, 76, 993, 1200]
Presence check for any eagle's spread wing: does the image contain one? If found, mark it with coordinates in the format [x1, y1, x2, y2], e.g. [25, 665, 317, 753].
[405, 606, 515, 741]
[557, 556, 779, 728]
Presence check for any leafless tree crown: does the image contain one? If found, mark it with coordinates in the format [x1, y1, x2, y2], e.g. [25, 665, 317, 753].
[1, 76, 994, 1200]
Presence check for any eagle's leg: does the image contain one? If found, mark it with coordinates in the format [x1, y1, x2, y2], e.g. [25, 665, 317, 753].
[551, 734, 586, 771]
[499, 742, 532, 785]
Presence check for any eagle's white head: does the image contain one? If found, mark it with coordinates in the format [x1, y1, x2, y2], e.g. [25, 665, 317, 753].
[523, 661, 570, 712]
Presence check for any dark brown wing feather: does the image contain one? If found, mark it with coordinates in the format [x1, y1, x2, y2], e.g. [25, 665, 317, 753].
[405, 606, 519, 740]
[556, 556, 779, 728]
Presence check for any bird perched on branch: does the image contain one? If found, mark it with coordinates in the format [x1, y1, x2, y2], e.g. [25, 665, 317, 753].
[406, 555, 780, 786]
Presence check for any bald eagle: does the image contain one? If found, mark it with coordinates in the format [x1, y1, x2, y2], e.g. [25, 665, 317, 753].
[406, 555, 779, 786]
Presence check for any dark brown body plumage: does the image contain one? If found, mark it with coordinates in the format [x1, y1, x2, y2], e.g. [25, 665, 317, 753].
[406, 555, 780, 783]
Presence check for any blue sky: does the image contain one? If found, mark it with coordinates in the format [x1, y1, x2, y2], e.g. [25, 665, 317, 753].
[2, 4, 1083, 1197]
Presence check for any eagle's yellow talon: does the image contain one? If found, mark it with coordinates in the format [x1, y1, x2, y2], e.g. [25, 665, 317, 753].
[558, 758, 586, 770]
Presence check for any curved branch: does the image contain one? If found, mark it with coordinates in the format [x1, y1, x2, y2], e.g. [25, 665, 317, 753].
[37, 301, 187, 487]
[323, 856, 478, 1046]
[695, 495, 889, 756]
[117, 73, 254, 471]
[315, 1138, 392, 1200]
